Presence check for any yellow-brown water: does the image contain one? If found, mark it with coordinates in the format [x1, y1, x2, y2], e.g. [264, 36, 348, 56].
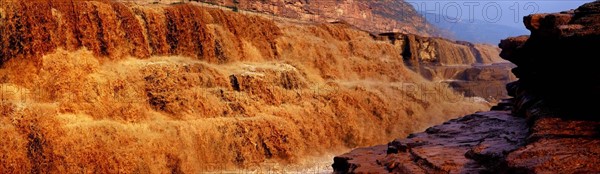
[0, 1, 487, 173]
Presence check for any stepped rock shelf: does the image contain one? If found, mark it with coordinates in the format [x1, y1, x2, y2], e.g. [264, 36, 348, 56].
[0, 0, 497, 172]
[332, 1, 600, 173]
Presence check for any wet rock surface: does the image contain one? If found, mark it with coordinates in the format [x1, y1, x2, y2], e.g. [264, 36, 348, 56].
[333, 1, 600, 173]
[333, 110, 600, 173]
[333, 111, 529, 173]
[124, 0, 514, 102]
[507, 117, 600, 173]
[374, 33, 514, 101]
[0, 1, 493, 172]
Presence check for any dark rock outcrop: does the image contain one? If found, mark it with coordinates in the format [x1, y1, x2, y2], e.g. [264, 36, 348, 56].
[374, 33, 506, 66]
[333, 111, 529, 173]
[500, 2, 600, 118]
[0, 1, 494, 173]
[333, 1, 600, 173]
[333, 110, 600, 173]
[506, 117, 600, 173]
[374, 33, 515, 101]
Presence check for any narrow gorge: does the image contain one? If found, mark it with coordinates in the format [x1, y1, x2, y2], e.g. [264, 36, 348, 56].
[0, 0, 587, 173]
[0, 0, 498, 172]
[333, 1, 600, 173]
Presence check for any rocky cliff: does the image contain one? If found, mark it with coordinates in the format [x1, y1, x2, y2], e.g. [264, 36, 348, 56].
[120, 0, 514, 101]
[373, 33, 506, 66]
[333, 1, 600, 173]
[0, 1, 491, 173]
[126, 0, 439, 36]
[500, 2, 600, 118]
[373, 33, 514, 101]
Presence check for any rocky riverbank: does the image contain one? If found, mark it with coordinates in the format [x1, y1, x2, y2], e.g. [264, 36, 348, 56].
[332, 1, 600, 173]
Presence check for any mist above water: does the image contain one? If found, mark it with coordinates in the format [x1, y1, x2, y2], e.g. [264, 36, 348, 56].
[0, 1, 489, 172]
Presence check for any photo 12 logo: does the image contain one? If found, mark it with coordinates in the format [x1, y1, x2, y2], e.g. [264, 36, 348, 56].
[408, 1, 540, 23]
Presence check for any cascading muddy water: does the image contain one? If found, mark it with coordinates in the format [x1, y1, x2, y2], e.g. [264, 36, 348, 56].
[0, 1, 488, 173]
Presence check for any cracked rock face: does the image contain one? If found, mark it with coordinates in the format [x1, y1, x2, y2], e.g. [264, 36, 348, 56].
[374, 33, 514, 101]
[333, 110, 600, 173]
[333, 1, 600, 173]
[507, 117, 600, 173]
[332, 111, 529, 173]
[499, 1, 600, 117]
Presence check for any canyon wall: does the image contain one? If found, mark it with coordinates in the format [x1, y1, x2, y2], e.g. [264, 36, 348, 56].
[373, 33, 506, 66]
[332, 1, 600, 173]
[0, 1, 490, 173]
[122, 0, 439, 36]
[501, 3, 600, 118]
[117, 0, 515, 101]
[374, 33, 514, 101]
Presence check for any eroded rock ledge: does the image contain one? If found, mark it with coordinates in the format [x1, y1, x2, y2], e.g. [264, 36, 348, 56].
[372, 32, 515, 101]
[333, 111, 528, 173]
[332, 109, 600, 173]
[332, 1, 600, 173]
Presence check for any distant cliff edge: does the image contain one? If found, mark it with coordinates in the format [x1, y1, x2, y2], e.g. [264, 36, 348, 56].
[123, 0, 441, 37]
[333, 1, 600, 173]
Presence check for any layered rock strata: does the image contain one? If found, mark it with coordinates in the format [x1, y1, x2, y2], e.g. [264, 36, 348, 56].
[126, 0, 439, 36]
[374, 33, 515, 101]
[333, 1, 600, 173]
[0, 1, 491, 173]
[118, 0, 514, 101]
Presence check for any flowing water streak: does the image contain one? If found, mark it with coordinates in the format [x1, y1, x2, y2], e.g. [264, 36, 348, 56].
[0, 1, 488, 173]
